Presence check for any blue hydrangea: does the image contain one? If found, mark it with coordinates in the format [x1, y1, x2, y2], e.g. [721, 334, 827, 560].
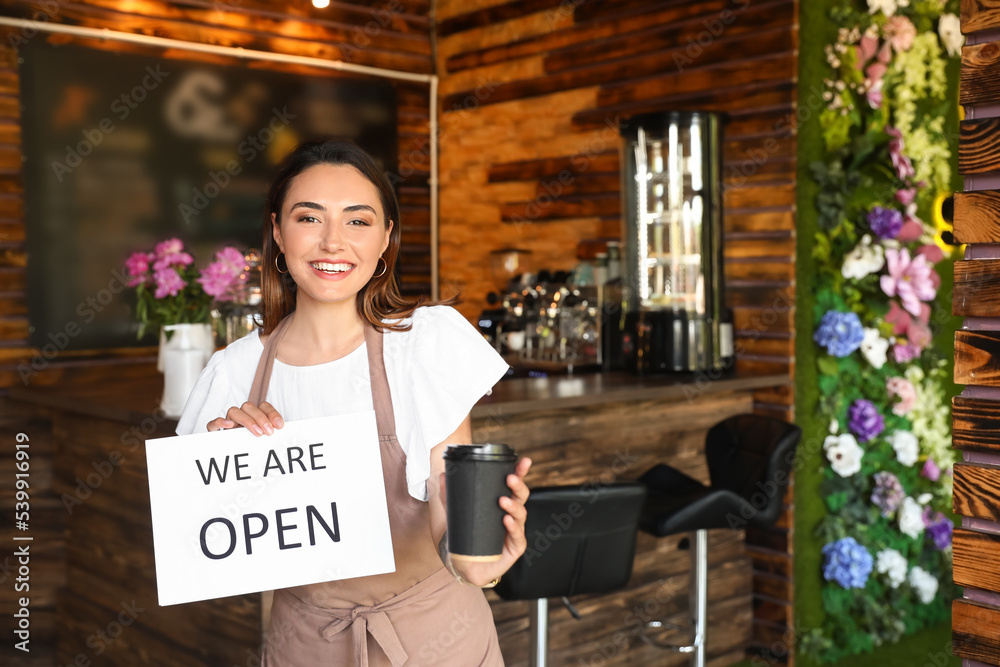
[822, 537, 873, 589]
[813, 310, 865, 357]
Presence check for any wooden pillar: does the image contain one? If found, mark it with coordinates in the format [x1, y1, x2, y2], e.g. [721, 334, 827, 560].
[951, 2, 1000, 664]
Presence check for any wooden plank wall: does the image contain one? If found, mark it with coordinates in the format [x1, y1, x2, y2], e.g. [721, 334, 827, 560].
[0, 0, 434, 392]
[951, 1, 1000, 664]
[434, 0, 799, 662]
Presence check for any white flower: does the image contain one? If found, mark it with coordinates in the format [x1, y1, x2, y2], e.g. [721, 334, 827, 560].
[824, 434, 863, 477]
[859, 328, 889, 369]
[918, 492, 933, 505]
[939, 13, 964, 57]
[842, 234, 885, 280]
[868, 0, 897, 16]
[829, 417, 839, 434]
[876, 549, 908, 588]
[899, 497, 925, 539]
[908, 565, 939, 603]
[887, 430, 919, 466]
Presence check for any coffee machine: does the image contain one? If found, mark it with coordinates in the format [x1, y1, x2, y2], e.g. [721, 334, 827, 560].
[614, 111, 734, 374]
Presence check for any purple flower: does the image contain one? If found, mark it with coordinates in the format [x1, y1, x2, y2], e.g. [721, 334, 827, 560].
[153, 267, 186, 299]
[867, 206, 904, 240]
[124, 251, 153, 287]
[822, 537, 873, 589]
[922, 508, 953, 551]
[921, 458, 941, 482]
[871, 471, 905, 517]
[814, 311, 865, 357]
[849, 399, 884, 442]
[893, 342, 921, 363]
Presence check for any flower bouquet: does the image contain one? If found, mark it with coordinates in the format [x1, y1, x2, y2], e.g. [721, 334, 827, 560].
[124, 239, 248, 340]
[124, 239, 249, 416]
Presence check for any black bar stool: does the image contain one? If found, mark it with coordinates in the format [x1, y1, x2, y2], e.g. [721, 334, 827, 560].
[637, 413, 801, 666]
[494, 482, 647, 667]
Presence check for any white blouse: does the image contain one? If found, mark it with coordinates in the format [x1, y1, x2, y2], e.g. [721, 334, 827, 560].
[175, 305, 510, 502]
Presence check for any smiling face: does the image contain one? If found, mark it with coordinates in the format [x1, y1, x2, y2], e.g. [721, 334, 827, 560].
[272, 163, 392, 310]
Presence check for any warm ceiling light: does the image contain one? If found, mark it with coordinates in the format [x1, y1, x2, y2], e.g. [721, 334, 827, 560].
[312, 0, 330, 7]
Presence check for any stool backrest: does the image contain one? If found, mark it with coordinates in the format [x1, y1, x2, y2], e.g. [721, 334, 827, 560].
[495, 482, 647, 601]
[705, 414, 801, 528]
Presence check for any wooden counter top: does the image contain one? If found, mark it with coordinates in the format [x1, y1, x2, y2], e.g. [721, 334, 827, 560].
[7, 366, 788, 425]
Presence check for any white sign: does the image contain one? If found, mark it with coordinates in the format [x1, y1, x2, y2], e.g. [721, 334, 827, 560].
[145, 412, 394, 606]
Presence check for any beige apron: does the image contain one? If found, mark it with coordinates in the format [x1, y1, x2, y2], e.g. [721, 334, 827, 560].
[250, 316, 504, 667]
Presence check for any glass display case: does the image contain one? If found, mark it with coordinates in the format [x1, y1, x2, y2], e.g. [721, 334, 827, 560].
[618, 111, 733, 373]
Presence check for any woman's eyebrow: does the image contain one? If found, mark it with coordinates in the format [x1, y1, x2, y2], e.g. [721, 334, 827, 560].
[289, 201, 325, 211]
[343, 204, 377, 214]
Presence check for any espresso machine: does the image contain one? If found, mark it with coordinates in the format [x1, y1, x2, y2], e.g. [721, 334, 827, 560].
[614, 111, 734, 374]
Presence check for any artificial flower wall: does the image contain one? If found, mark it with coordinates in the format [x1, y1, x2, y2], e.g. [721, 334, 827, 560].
[802, 0, 961, 661]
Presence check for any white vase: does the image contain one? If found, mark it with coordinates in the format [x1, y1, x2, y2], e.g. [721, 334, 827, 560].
[158, 323, 215, 418]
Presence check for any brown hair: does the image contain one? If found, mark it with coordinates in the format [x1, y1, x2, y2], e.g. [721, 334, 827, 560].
[261, 140, 444, 334]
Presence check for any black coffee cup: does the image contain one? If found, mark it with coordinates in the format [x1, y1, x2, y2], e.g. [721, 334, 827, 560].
[444, 443, 518, 562]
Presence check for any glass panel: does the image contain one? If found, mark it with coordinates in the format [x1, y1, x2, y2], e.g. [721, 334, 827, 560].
[633, 116, 706, 313]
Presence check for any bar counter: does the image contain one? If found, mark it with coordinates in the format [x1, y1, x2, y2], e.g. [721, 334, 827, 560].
[7, 367, 787, 667]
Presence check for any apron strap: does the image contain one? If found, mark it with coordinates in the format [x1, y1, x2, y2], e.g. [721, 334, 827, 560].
[363, 323, 398, 439]
[247, 315, 398, 438]
[248, 315, 294, 407]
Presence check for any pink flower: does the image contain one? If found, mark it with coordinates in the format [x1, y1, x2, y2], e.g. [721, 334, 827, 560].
[153, 251, 194, 271]
[153, 267, 186, 299]
[886, 376, 917, 416]
[908, 319, 932, 350]
[885, 15, 916, 52]
[856, 32, 879, 68]
[154, 238, 184, 257]
[896, 188, 916, 206]
[886, 127, 916, 181]
[897, 215, 924, 242]
[917, 244, 945, 264]
[921, 458, 941, 482]
[866, 80, 884, 109]
[125, 251, 153, 287]
[197, 246, 247, 301]
[893, 343, 920, 363]
[880, 248, 937, 317]
[885, 301, 911, 336]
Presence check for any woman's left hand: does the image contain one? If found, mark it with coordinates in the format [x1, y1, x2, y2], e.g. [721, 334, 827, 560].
[443, 456, 532, 586]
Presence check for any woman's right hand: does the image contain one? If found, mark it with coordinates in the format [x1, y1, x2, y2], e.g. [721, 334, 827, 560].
[206, 401, 284, 436]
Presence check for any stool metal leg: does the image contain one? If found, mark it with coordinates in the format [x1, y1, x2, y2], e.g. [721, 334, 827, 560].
[690, 529, 707, 667]
[637, 530, 708, 664]
[529, 597, 548, 667]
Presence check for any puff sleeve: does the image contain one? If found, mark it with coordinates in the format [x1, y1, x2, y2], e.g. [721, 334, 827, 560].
[175, 348, 240, 436]
[392, 305, 510, 501]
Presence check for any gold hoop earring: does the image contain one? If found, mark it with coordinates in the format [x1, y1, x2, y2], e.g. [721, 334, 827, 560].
[275, 252, 288, 274]
[373, 256, 388, 278]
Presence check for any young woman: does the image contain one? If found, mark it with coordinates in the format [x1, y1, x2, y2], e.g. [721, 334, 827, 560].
[176, 140, 531, 666]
